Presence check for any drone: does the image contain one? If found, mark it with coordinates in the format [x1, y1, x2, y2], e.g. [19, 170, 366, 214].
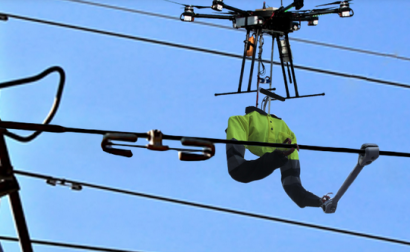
[168, 0, 354, 102]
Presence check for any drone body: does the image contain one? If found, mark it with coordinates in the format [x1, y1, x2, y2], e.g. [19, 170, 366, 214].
[170, 0, 354, 102]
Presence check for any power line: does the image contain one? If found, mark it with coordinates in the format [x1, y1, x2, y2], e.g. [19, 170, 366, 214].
[2, 13, 410, 90]
[0, 235, 147, 252]
[2, 120, 410, 158]
[13, 169, 410, 247]
[62, 0, 410, 62]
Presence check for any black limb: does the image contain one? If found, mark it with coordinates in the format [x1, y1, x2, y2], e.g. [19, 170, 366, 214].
[285, 33, 299, 97]
[259, 88, 286, 102]
[276, 35, 290, 98]
[247, 29, 260, 92]
[238, 29, 250, 93]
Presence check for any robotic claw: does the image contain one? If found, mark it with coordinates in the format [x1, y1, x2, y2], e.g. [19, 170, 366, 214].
[322, 144, 380, 214]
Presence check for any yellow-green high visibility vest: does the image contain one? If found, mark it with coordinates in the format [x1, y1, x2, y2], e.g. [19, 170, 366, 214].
[226, 106, 299, 160]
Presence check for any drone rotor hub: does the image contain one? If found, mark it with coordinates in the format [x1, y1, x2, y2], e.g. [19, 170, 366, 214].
[211, 0, 224, 11]
[308, 16, 319, 26]
[181, 6, 195, 22]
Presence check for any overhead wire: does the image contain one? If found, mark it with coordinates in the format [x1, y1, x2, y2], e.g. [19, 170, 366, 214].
[0, 235, 147, 252]
[2, 12, 410, 90]
[11, 169, 410, 247]
[62, 0, 410, 62]
[2, 120, 410, 157]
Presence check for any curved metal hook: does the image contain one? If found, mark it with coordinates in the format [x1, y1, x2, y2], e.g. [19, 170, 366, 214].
[179, 138, 215, 161]
[101, 133, 138, 158]
[0, 66, 66, 142]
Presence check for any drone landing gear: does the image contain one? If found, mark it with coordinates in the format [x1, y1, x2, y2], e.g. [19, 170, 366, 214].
[322, 144, 379, 214]
[237, 29, 261, 93]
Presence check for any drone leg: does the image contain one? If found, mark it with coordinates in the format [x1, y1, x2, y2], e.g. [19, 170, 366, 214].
[268, 35, 275, 114]
[247, 29, 260, 92]
[286, 62, 293, 84]
[285, 33, 299, 97]
[276, 35, 290, 98]
[237, 29, 251, 93]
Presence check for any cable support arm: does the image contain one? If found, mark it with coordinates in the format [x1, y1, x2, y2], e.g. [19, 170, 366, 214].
[1, 121, 410, 158]
[0, 130, 34, 252]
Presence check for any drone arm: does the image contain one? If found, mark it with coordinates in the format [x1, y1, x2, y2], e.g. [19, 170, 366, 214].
[293, 8, 340, 19]
[193, 13, 234, 20]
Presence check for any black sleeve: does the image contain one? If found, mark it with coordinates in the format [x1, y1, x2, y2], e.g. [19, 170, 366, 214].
[280, 159, 322, 208]
[226, 138, 288, 183]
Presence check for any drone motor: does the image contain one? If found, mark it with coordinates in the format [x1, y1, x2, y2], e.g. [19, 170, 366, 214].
[291, 22, 301, 31]
[212, 0, 224, 11]
[181, 6, 195, 22]
[308, 17, 319, 26]
[339, 8, 353, 18]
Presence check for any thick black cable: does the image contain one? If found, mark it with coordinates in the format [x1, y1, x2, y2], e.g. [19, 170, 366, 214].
[2, 120, 410, 158]
[0, 235, 146, 252]
[2, 12, 410, 89]
[12, 169, 410, 247]
[62, 0, 410, 62]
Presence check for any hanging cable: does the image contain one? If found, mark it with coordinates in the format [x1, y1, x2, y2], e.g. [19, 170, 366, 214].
[0, 235, 147, 252]
[10, 169, 410, 247]
[0, 66, 66, 142]
[2, 12, 410, 90]
[60, 0, 410, 62]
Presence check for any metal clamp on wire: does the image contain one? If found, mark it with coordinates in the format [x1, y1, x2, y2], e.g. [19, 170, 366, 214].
[101, 133, 138, 158]
[46, 178, 82, 191]
[147, 130, 169, 151]
[179, 138, 215, 161]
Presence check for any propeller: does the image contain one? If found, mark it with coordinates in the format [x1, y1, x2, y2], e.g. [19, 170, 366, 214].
[218, 11, 237, 15]
[292, 7, 333, 13]
[164, 0, 211, 9]
[316, 0, 352, 7]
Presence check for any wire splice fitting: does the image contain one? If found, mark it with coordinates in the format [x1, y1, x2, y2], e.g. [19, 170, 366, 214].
[101, 133, 138, 157]
[179, 138, 215, 161]
[146, 130, 169, 151]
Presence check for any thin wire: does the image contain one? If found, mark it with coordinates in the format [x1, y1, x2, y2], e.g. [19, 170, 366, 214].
[0, 235, 146, 252]
[3, 13, 410, 90]
[61, 0, 410, 62]
[11, 169, 410, 247]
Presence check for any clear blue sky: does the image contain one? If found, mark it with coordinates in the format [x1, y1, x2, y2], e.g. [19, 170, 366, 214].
[1, 0, 410, 251]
